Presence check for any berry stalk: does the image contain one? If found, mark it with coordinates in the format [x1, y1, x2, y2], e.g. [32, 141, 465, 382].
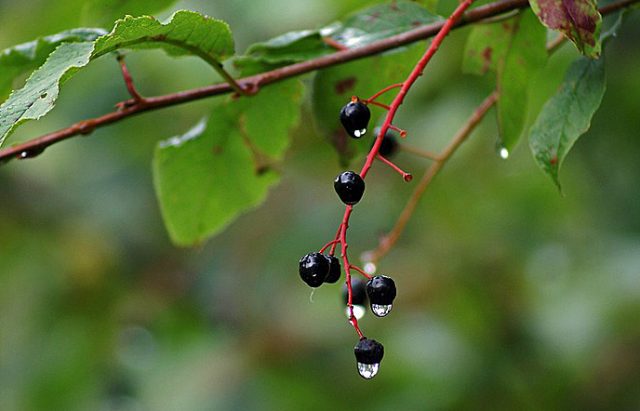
[336, 0, 475, 338]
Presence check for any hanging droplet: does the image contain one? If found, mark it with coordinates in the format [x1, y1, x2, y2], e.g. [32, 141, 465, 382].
[357, 362, 380, 379]
[345, 304, 366, 320]
[371, 303, 393, 317]
[499, 147, 509, 159]
[17, 147, 45, 160]
[363, 262, 377, 275]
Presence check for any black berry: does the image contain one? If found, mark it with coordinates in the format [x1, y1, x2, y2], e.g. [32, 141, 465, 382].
[354, 338, 384, 364]
[298, 252, 329, 287]
[324, 255, 341, 284]
[354, 338, 384, 379]
[334, 171, 365, 205]
[373, 128, 399, 157]
[340, 97, 371, 138]
[366, 275, 397, 317]
[342, 278, 368, 306]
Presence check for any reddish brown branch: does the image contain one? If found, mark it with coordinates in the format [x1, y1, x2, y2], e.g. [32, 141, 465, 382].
[117, 56, 145, 104]
[364, 92, 498, 263]
[0, 0, 534, 163]
[0, 0, 635, 164]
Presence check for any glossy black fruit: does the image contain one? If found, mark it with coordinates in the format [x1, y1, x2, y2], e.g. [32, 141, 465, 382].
[324, 255, 341, 284]
[354, 337, 384, 378]
[354, 338, 384, 365]
[340, 98, 371, 138]
[366, 275, 397, 305]
[342, 278, 368, 306]
[374, 129, 399, 157]
[334, 171, 365, 205]
[299, 252, 329, 287]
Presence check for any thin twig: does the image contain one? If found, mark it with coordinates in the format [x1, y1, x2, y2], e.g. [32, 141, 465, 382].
[117, 56, 146, 105]
[363, 92, 498, 263]
[336, 0, 476, 339]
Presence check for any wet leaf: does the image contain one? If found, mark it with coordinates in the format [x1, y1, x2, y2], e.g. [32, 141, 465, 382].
[528, 56, 605, 191]
[0, 28, 106, 103]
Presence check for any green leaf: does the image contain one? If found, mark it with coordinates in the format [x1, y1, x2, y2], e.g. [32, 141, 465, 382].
[0, 28, 106, 103]
[324, 1, 443, 48]
[80, 0, 179, 27]
[496, 10, 547, 150]
[233, 30, 334, 76]
[92, 10, 234, 66]
[462, 21, 514, 76]
[153, 80, 303, 246]
[312, 45, 423, 164]
[529, 0, 602, 58]
[0, 10, 235, 147]
[0, 42, 94, 148]
[528, 57, 605, 191]
[242, 30, 333, 64]
[235, 1, 441, 76]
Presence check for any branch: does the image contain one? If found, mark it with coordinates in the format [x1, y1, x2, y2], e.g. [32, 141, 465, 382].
[338, 0, 476, 339]
[0, 0, 533, 163]
[363, 92, 498, 263]
[0, 0, 635, 164]
[360, 0, 639, 263]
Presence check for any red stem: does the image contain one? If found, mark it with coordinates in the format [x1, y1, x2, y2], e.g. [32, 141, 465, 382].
[338, 0, 475, 338]
[350, 265, 373, 279]
[377, 154, 413, 182]
[366, 83, 403, 103]
[367, 101, 391, 110]
[339, 205, 364, 338]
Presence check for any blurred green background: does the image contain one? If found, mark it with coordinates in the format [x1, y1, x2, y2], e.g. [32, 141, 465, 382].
[1, 1, 640, 410]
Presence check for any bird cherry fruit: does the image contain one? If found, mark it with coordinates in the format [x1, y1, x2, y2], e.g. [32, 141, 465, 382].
[372, 128, 399, 157]
[298, 252, 329, 287]
[340, 97, 371, 138]
[366, 275, 397, 317]
[354, 338, 384, 379]
[324, 255, 341, 284]
[334, 171, 365, 205]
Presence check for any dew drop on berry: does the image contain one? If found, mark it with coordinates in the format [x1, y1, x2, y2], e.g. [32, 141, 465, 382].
[371, 303, 393, 317]
[357, 362, 380, 379]
[345, 304, 366, 320]
[353, 128, 366, 138]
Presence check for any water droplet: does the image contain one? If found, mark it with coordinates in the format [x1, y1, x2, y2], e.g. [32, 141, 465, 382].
[363, 262, 376, 275]
[499, 147, 509, 159]
[345, 304, 366, 320]
[371, 304, 393, 317]
[17, 147, 45, 159]
[354, 128, 366, 138]
[357, 362, 380, 379]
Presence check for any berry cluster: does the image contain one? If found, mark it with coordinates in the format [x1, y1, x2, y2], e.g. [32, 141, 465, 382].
[298, 95, 407, 379]
[294, 0, 477, 380]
